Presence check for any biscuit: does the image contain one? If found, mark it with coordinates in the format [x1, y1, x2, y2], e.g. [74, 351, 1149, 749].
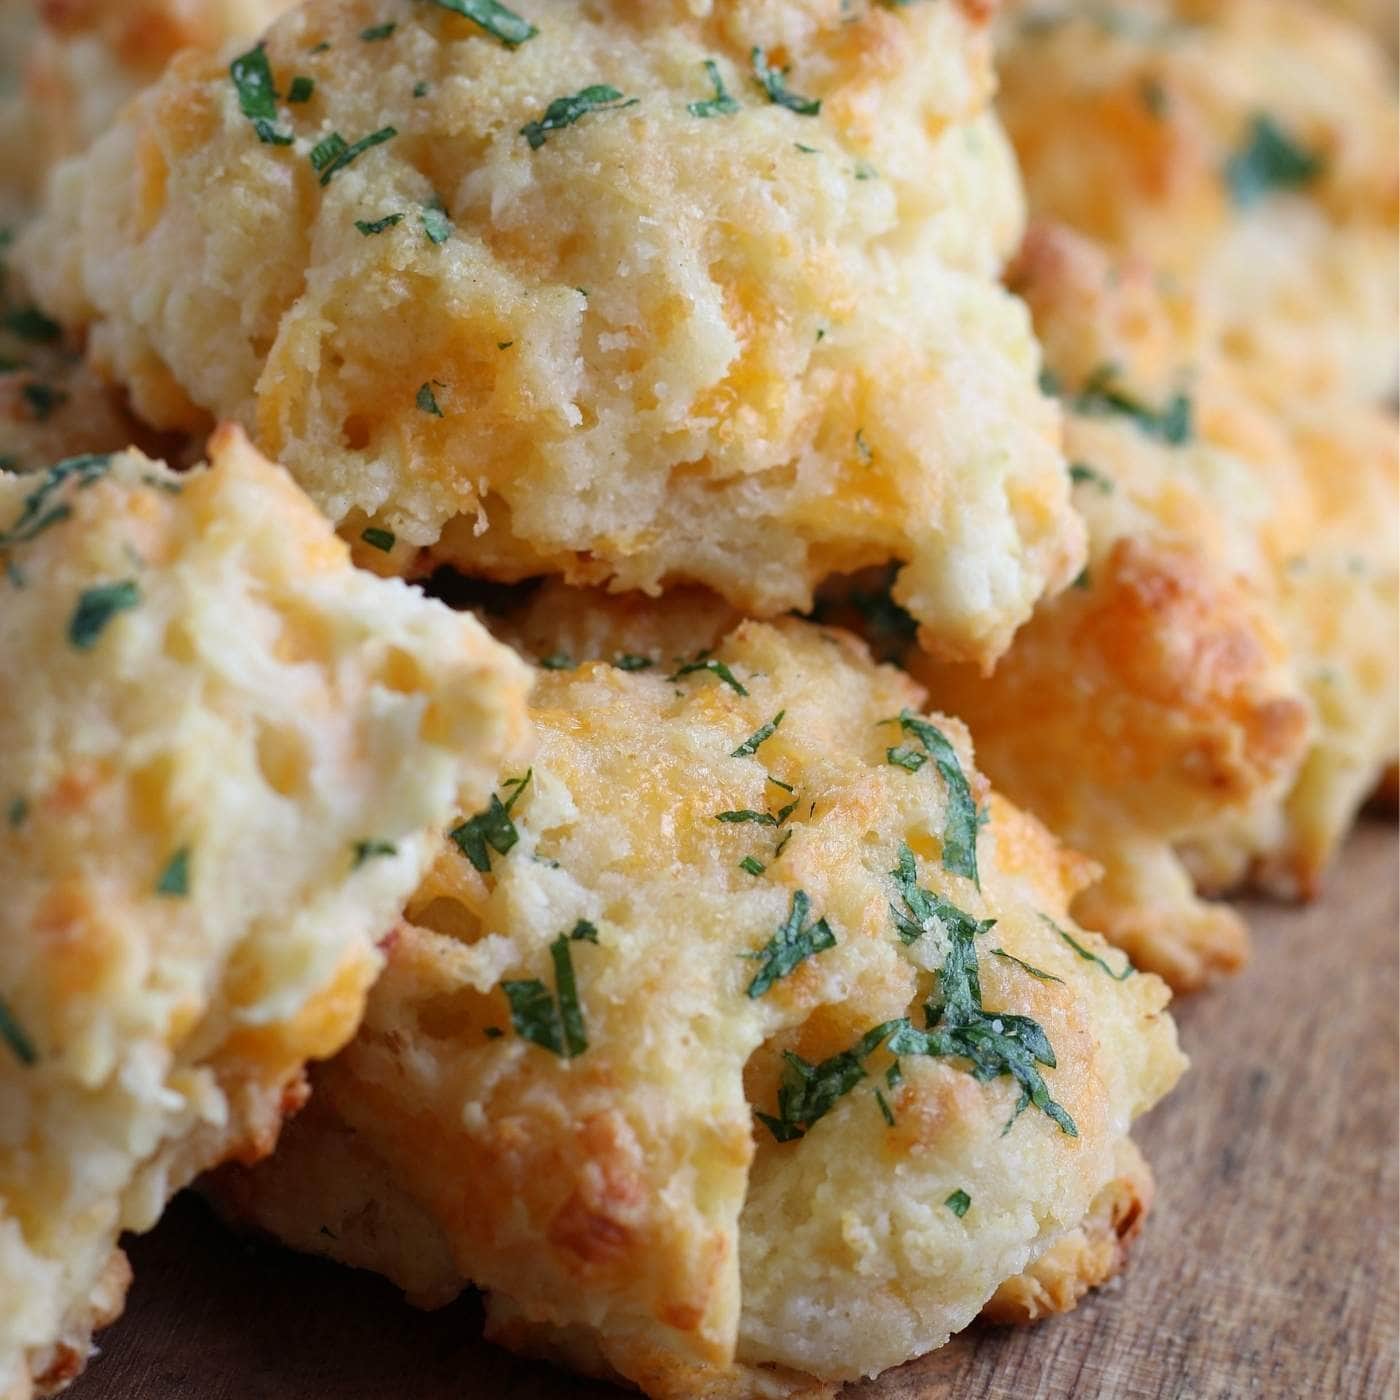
[0, 425, 532, 1398]
[16, 0, 1085, 668]
[213, 617, 1184, 1396]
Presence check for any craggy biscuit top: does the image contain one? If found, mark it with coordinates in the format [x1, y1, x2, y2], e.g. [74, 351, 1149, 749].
[18, 0, 1085, 668]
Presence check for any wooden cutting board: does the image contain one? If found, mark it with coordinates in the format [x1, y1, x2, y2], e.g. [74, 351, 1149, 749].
[67, 821, 1398, 1400]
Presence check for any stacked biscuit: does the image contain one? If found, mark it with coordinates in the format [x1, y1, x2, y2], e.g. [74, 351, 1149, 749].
[0, 0, 1391, 1397]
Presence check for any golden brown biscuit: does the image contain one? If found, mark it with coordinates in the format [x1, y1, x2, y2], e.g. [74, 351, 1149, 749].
[0, 426, 532, 1399]
[16, 0, 1086, 669]
[214, 618, 1184, 1397]
[998, 0, 1399, 406]
[911, 224, 1397, 991]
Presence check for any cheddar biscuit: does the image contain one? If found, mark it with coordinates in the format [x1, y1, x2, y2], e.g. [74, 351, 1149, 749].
[0, 426, 531, 1398]
[17, 0, 1084, 668]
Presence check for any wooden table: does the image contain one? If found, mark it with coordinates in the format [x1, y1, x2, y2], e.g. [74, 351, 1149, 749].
[69, 821, 1398, 1400]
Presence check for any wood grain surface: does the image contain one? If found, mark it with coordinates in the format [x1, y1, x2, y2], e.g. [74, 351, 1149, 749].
[67, 821, 1398, 1400]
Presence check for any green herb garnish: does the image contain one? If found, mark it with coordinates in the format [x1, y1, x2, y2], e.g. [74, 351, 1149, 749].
[886, 745, 925, 773]
[888, 842, 992, 950]
[716, 809, 778, 827]
[450, 770, 531, 873]
[755, 1018, 905, 1141]
[287, 75, 315, 103]
[688, 59, 740, 118]
[69, 580, 139, 650]
[732, 711, 785, 758]
[4, 307, 60, 344]
[352, 840, 397, 869]
[569, 919, 599, 943]
[310, 126, 397, 184]
[361, 526, 395, 551]
[7, 796, 27, 828]
[991, 948, 1063, 983]
[1225, 114, 1323, 207]
[421, 198, 452, 244]
[1042, 914, 1133, 980]
[1068, 461, 1113, 493]
[744, 889, 836, 997]
[944, 1189, 971, 1217]
[421, 0, 538, 48]
[0, 996, 36, 1066]
[502, 931, 588, 1057]
[739, 855, 766, 876]
[0, 453, 111, 548]
[414, 80, 431, 97]
[229, 43, 293, 144]
[520, 85, 637, 149]
[880, 892, 1076, 1135]
[416, 381, 444, 416]
[875, 1088, 895, 1126]
[360, 21, 396, 40]
[355, 213, 402, 236]
[751, 47, 820, 116]
[1073, 366, 1192, 445]
[669, 654, 748, 696]
[539, 653, 573, 670]
[156, 847, 190, 897]
[887, 711, 980, 886]
[613, 653, 652, 671]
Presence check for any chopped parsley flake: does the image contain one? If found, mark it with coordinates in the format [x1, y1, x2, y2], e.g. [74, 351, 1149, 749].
[716, 809, 778, 827]
[991, 948, 1063, 984]
[0, 453, 111, 548]
[7, 796, 27, 828]
[613, 653, 652, 671]
[887, 711, 981, 886]
[809, 563, 916, 665]
[502, 931, 588, 1057]
[21, 383, 66, 422]
[520, 85, 637, 149]
[416, 381, 444, 416]
[69, 580, 139, 650]
[421, 198, 452, 244]
[886, 744, 925, 773]
[569, 919, 599, 943]
[355, 213, 402, 236]
[756, 1018, 905, 1141]
[854, 159, 879, 180]
[287, 75, 315, 103]
[539, 652, 573, 670]
[1074, 366, 1192, 445]
[1043, 914, 1133, 980]
[421, 0, 538, 48]
[1069, 461, 1113, 493]
[739, 855, 766, 876]
[4, 307, 61, 344]
[229, 43, 293, 145]
[1139, 76, 1168, 118]
[352, 839, 397, 868]
[361, 526, 396, 551]
[450, 769, 531, 873]
[731, 711, 785, 759]
[875, 1088, 896, 1126]
[744, 888, 836, 997]
[0, 996, 36, 1066]
[878, 875, 1077, 1136]
[414, 80, 431, 98]
[310, 126, 397, 184]
[483, 1025, 504, 1038]
[360, 21, 397, 40]
[944, 1189, 971, 1217]
[497, 340, 514, 349]
[751, 47, 820, 116]
[855, 427, 872, 463]
[1072, 566, 1092, 591]
[688, 59, 740, 118]
[669, 653, 748, 696]
[156, 847, 191, 897]
[1225, 114, 1323, 207]
[888, 842, 992, 950]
